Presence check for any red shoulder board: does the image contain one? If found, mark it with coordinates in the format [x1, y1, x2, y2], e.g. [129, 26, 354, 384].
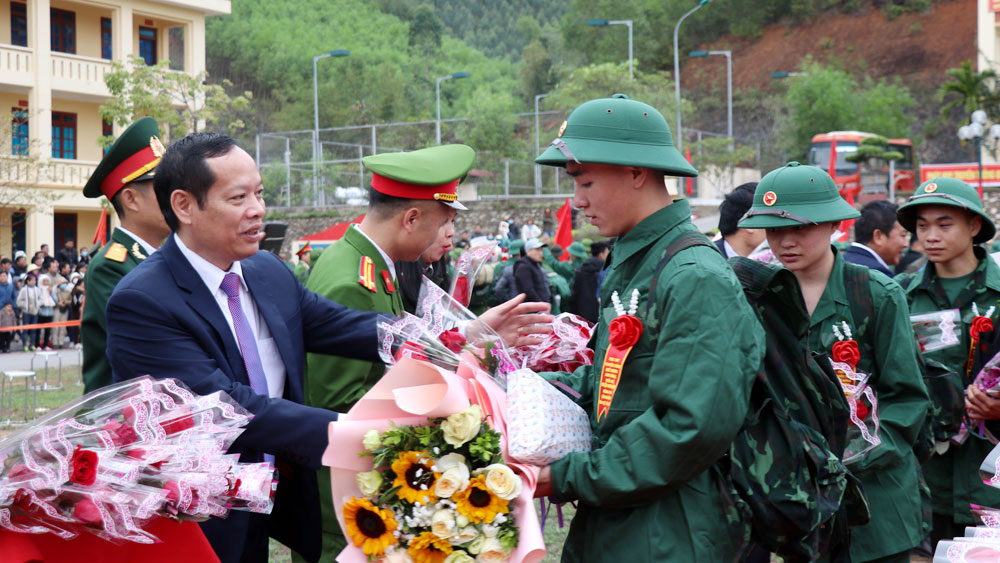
[381, 270, 395, 294]
[358, 256, 377, 293]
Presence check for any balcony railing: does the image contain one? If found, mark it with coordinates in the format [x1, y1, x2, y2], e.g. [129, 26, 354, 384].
[0, 156, 98, 188]
[0, 45, 33, 88]
[51, 53, 112, 98]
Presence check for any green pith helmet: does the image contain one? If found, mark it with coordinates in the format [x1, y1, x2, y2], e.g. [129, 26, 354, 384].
[508, 239, 525, 256]
[738, 162, 860, 229]
[897, 177, 996, 244]
[535, 94, 698, 177]
[568, 241, 587, 258]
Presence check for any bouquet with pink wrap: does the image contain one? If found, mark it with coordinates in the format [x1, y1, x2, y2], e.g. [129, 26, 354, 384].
[0, 376, 275, 544]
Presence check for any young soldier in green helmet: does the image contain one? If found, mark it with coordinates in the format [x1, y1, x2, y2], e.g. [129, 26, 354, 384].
[739, 162, 929, 562]
[894, 177, 1000, 546]
[532, 94, 765, 561]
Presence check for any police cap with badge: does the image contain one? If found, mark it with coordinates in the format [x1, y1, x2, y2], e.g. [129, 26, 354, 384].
[897, 177, 996, 244]
[739, 162, 860, 228]
[83, 116, 163, 201]
[363, 144, 475, 210]
[535, 93, 698, 177]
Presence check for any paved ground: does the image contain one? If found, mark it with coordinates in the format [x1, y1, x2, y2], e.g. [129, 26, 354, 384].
[0, 346, 81, 374]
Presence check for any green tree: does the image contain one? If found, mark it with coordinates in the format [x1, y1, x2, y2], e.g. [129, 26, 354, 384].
[938, 60, 998, 118]
[455, 87, 520, 154]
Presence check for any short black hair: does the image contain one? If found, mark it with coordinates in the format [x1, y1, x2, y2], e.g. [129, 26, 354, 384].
[42, 256, 55, 270]
[855, 200, 899, 244]
[718, 183, 758, 236]
[110, 179, 154, 220]
[1, 258, 11, 266]
[154, 132, 239, 231]
[591, 241, 609, 256]
[367, 187, 421, 218]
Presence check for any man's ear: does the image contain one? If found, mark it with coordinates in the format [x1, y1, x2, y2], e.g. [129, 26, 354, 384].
[402, 206, 422, 234]
[630, 167, 648, 189]
[170, 190, 196, 226]
[118, 186, 140, 215]
[872, 228, 887, 245]
[969, 213, 983, 239]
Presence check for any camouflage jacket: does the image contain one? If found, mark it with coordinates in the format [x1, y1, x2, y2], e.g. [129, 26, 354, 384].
[897, 247, 1000, 524]
[807, 250, 929, 560]
[544, 200, 764, 562]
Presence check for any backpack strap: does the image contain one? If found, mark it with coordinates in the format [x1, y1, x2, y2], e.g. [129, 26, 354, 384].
[842, 262, 874, 330]
[643, 231, 719, 318]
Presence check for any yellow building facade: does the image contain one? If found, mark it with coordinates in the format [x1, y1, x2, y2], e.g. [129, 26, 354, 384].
[0, 0, 229, 257]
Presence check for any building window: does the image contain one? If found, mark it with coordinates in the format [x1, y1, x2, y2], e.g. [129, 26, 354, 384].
[50, 8, 75, 54]
[11, 108, 27, 156]
[101, 17, 112, 60]
[53, 213, 77, 253]
[138, 26, 157, 65]
[102, 118, 113, 155]
[11, 2, 27, 47]
[51, 112, 76, 160]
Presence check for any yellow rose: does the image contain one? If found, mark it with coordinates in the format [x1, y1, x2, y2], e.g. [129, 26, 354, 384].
[443, 552, 476, 563]
[434, 463, 470, 499]
[449, 525, 479, 546]
[356, 470, 383, 497]
[363, 429, 383, 452]
[431, 509, 457, 539]
[475, 537, 509, 563]
[441, 405, 483, 447]
[481, 464, 522, 501]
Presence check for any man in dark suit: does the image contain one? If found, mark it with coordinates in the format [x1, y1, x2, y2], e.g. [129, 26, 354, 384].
[843, 199, 908, 278]
[715, 182, 764, 258]
[106, 132, 383, 563]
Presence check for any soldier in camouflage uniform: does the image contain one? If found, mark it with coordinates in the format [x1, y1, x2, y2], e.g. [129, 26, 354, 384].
[894, 177, 1000, 546]
[533, 95, 764, 562]
[740, 162, 929, 562]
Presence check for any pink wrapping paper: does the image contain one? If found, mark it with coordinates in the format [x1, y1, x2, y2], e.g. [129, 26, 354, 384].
[321, 356, 545, 563]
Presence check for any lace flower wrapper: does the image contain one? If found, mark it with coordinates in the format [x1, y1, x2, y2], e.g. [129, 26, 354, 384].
[973, 504, 1000, 528]
[953, 353, 1000, 445]
[449, 241, 498, 307]
[0, 376, 276, 543]
[508, 313, 595, 374]
[831, 361, 882, 466]
[911, 309, 962, 353]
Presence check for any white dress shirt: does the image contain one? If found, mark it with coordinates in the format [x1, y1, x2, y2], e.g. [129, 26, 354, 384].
[352, 224, 396, 281]
[174, 234, 286, 399]
[850, 242, 892, 273]
[116, 226, 159, 257]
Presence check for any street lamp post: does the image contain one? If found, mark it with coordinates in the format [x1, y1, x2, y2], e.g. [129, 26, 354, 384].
[688, 49, 732, 142]
[436, 72, 470, 145]
[587, 19, 634, 80]
[312, 49, 350, 204]
[673, 0, 710, 150]
[958, 110, 1000, 199]
[534, 93, 549, 193]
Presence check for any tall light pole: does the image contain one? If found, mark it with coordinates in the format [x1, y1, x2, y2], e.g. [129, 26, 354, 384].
[689, 49, 732, 142]
[312, 49, 350, 204]
[436, 72, 470, 144]
[534, 93, 549, 192]
[958, 110, 1000, 199]
[672, 0, 709, 150]
[587, 19, 634, 81]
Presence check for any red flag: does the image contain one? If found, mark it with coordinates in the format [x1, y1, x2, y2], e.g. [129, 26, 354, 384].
[685, 147, 694, 196]
[554, 197, 574, 262]
[92, 206, 108, 247]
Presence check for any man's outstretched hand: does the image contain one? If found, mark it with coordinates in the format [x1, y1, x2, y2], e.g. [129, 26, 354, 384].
[475, 293, 553, 348]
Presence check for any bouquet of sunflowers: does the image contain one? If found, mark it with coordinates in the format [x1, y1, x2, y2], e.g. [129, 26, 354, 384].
[344, 404, 521, 562]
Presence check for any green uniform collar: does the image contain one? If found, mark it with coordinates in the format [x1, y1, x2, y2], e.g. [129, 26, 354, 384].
[610, 199, 691, 269]
[906, 247, 1000, 304]
[343, 225, 392, 276]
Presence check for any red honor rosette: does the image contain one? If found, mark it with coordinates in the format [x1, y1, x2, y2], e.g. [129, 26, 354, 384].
[596, 315, 643, 423]
[967, 315, 996, 378]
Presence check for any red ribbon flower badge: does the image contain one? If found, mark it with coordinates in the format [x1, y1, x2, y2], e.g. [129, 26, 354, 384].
[966, 303, 996, 379]
[832, 321, 867, 420]
[597, 289, 644, 423]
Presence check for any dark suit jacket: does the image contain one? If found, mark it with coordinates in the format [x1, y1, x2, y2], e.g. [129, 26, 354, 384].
[714, 238, 730, 258]
[106, 235, 382, 563]
[842, 244, 895, 278]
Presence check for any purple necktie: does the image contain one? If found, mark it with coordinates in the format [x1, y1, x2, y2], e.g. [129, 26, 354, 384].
[220, 273, 269, 397]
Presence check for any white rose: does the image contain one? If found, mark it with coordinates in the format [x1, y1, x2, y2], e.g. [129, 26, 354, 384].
[475, 537, 509, 563]
[431, 509, 457, 539]
[356, 470, 383, 497]
[435, 453, 467, 472]
[434, 463, 470, 498]
[455, 514, 470, 528]
[481, 464, 521, 501]
[466, 534, 486, 555]
[449, 525, 479, 545]
[443, 552, 476, 563]
[363, 429, 382, 452]
[441, 405, 483, 447]
[378, 548, 415, 563]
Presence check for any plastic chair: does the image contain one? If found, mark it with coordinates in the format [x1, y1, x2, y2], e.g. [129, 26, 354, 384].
[0, 370, 36, 425]
[30, 351, 63, 391]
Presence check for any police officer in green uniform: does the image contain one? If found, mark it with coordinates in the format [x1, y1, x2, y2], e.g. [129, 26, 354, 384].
[740, 163, 929, 562]
[81, 117, 171, 393]
[304, 145, 554, 560]
[894, 177, 1000, 546]
[533, 94, 765, 561]
[293, 242, 312, 284]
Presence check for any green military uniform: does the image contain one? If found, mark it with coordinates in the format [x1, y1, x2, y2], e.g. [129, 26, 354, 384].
[536, 95, 762, 561]
[542, 245, 584, 282]
[79, 117, 163, 393]
[293, 261, 310, 284]
[81, 229, 148, 392]
[807, 250, 929, 561]
[304, 144, 473, 561]
[543, 201, 763, 561]
[546, 270, 570, 314]
[894, 178, 1000, 532]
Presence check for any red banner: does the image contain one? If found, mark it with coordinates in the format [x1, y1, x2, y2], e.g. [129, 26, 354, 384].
[920, 163, 1000, 188]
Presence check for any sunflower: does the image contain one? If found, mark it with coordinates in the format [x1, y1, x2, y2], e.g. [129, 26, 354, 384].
[391, 450, 439, 504]
[453, 475, 509, 523]
[343, 496, 398, 557]
[407, 531, 453, 563]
